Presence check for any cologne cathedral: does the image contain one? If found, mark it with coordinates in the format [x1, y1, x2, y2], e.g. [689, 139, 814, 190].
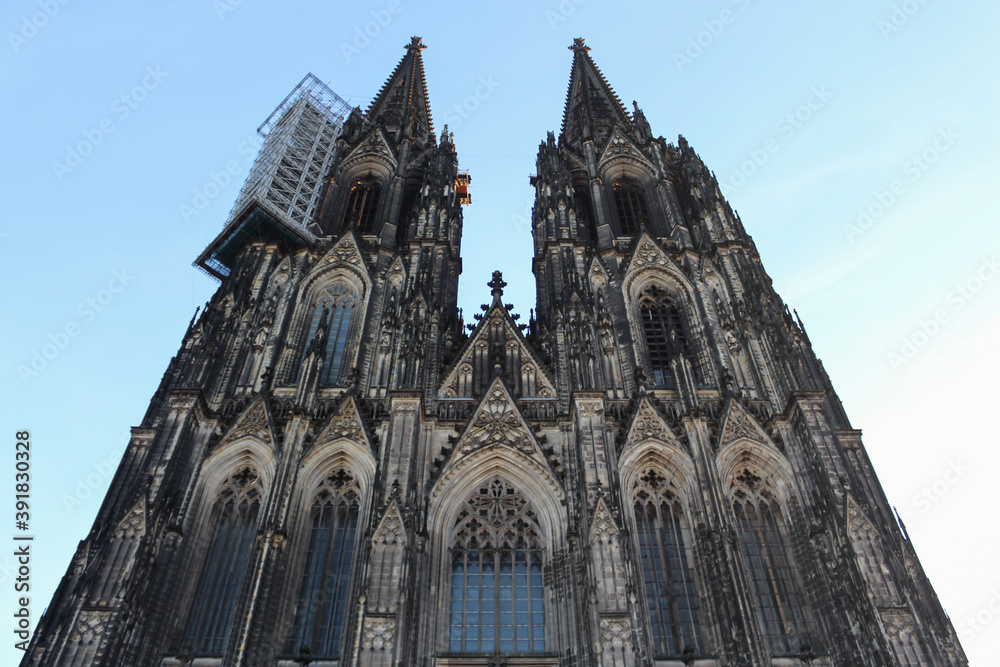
[24, 38, 967, 666]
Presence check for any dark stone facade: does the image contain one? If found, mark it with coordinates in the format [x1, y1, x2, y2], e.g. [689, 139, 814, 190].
[23, 38, 966, 667]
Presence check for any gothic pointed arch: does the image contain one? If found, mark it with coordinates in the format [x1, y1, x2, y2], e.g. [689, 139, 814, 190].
[91, 498, 147, 605]
[598, 126, 656, 177]
[717, 444, 813, 657]
[340, 127, 398, 175]
[175, 461, 268, 657]
[446, 476, 548, 654]
[616, 421, 704, 660]
[280, 240, 373, 387]
[285, 465, 363, 660]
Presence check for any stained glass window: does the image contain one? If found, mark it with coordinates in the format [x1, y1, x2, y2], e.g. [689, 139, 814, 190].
[303, 283, 355, 386]
[289, 469, 360, 658]
[449, 478, 546, 654]
[633, 469, 702, 657]
[181, 466, 262, 656]
[731, 468, 810, 656]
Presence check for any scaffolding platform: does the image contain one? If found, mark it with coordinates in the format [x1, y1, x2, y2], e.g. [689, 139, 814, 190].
[195, 74, 353, 279]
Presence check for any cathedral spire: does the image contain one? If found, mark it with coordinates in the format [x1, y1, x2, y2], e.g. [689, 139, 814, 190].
[561, 38, 632, 149]
[366, 36, 434, 144]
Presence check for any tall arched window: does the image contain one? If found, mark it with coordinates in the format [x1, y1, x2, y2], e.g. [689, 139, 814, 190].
[344, 178, 381, 235]
[303, 283, 356, 386]
[730, 468, 810, 656]
[632, 469, 702, 657]
[638, 285, 690, 388]
[449, 478, 545, 654]
[180, 466, 263, 656]
[288, 469, 360, 659]
[612, 178, 648, 236]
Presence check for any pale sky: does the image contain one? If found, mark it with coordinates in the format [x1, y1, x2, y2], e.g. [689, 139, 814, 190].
[3, 1, 998, 664]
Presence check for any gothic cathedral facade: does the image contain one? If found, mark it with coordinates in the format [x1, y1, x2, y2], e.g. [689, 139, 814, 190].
[24, 38, 967, 667]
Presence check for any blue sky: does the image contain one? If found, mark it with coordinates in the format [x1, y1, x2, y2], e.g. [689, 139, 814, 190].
[2, 1, 998, 663]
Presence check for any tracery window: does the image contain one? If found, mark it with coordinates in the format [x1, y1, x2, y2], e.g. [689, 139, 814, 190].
[288, 469, 360, 659]
[730, 468, 810, 656]
[180, 466, 263, 656]
[345, 178, 381, 235]
[303, 283, 355, 386]
[612, 178, 648, 236]
[449, 478, 546, 654]
[638, 285, 690, 388]
[632, 469, 702, 658]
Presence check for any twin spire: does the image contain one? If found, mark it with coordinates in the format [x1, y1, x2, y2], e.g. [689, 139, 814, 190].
[365, 37, 636, 149]
[561, 37, 634, 148]
[365, 36, 434, 144]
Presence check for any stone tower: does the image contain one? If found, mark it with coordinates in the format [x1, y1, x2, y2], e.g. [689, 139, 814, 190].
[23, 38, 966, 667]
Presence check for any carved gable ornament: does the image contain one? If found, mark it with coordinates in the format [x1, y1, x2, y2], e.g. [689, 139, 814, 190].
[431, 377, 564, 505]
[598, 126, 654, 172]
[459, 378, 536, 455]
[116, 499, 146, 539]
[589, 497, 620, 544]
[372, 499, 406, 545]
[318, 232, 366, 269]
[219, 395, 275, 448]
[343, 127, 397, 169]
[313, 395, 370, 449]
[623, 395, 684, 451]
[622, 231, 685, 281]
[718, 399, 776, 451]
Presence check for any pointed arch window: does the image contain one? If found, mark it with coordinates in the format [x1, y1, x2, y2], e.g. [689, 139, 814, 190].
[638, 285, 690, 388]
[180, 466, 263, 656]
[612, 178, 648, 236]
[288, 469, 360, 659]
[345, 178, 382, 235]
[303, 283, 356, 386]
[632, 469, 702, 658]
[449, 478, 546, 654]
[730, 469, 810, 656]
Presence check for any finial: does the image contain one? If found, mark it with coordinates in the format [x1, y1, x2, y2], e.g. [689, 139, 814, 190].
[488, 270, 507, 305]
[570, 37, 590, 53]
[407, 36, 426, 51]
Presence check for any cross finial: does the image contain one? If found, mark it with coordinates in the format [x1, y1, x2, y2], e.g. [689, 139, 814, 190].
[488, 270, 507, 304]
[407, 36, 426, 51]
[570, 37, 590, 53]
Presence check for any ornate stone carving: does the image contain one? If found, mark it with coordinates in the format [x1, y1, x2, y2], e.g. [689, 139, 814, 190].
[624, 397, 678, 448]
[69, 609, 109, 643]
[361, 615, 396, 651]
[372, 501, 405, 545]
[590, 499, 619, 543]
[630, 236, 670, 271]
[599, 616, 633, 650]
[220, 397, 272, 446]
[720, 400, 768, 448]
[314, 397, 366, 447]
[321, 234, 364, 266]
[462, 384, 534, 454]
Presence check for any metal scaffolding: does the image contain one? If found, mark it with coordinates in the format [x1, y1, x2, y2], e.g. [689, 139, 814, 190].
[196, 73, 353, 279]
